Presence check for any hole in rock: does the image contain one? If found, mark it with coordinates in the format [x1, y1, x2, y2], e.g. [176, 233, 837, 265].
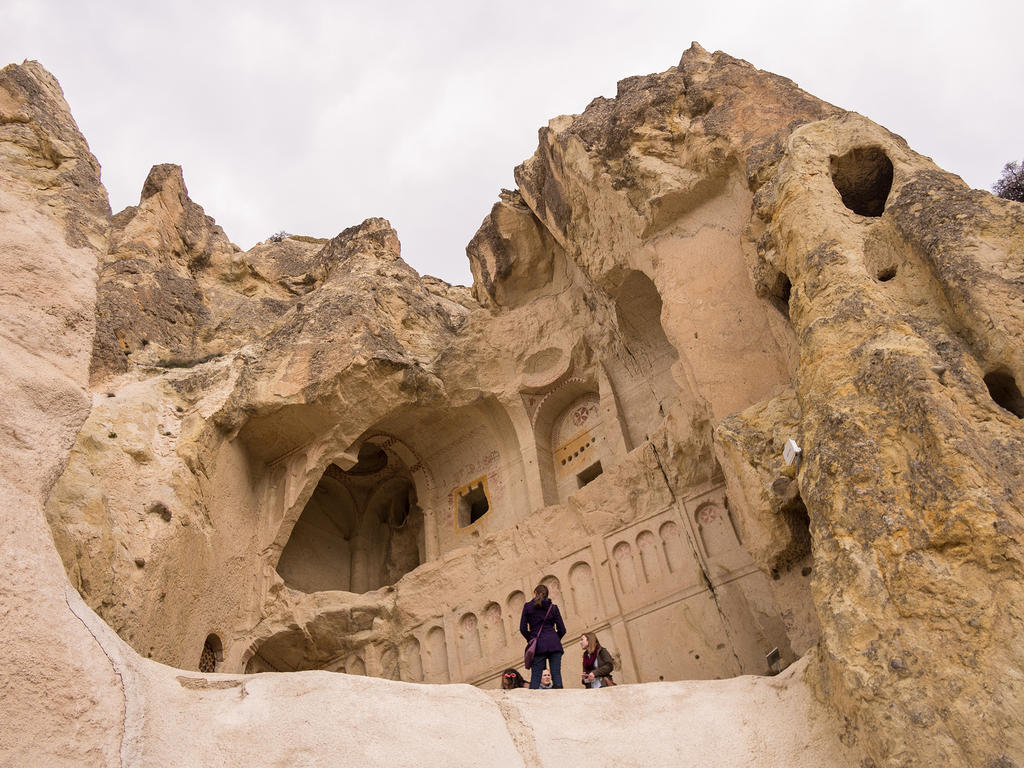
[457, 481, 490, 527]
[199, 634, 222, 673]
[984, 370, 1024, 418]
[577, 461, 603, 488]
[876, 266, 897, 282]
[603, 271, 680, 451]
[347, 442, 388, 475]
[773, 494, 812, 572]
[830, 146, 893, 217]
[769, 273, 793, 318]
[276, 447, 424, 593]
[149, 502, 172, 522]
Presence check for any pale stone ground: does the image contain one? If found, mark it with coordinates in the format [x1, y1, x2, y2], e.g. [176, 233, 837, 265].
[134, 655, 861, 768]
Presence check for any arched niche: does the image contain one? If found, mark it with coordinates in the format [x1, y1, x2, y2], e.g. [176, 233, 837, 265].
[533, 379, 610, 505]
[695, 502, 741, 558]
[275, 441, 425, 594]
[569, 561, 600, 625]
[552, 392, 605, 502]
[481, 602, 506, 653]
[276, 475, 358, 593]
[541, 574, 564, 608]
[356, 396, 530, 557]
[424, 626, 450, 683]
[199, 633, 222, 673]
[458, 612, 482, 665]
[603, 270, 680, 448]
[506, 590, 526, 638]
[402, 637, 424, 682]
[612, 540, 639, 594]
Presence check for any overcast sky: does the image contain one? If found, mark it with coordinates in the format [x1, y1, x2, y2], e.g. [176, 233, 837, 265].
[2, 1, 1021, 285]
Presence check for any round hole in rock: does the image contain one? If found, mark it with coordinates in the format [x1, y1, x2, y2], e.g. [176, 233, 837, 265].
[830, 146, 894, 217]
[984, 370, 1024, 419]
[877, 266, 897, 282]
[149, 502, 172, 522]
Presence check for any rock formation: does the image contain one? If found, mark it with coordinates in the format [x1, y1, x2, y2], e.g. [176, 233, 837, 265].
[3, 43, 1022, 768]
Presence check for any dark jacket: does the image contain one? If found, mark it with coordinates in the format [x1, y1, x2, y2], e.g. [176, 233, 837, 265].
[583, 646, 614, 680]
[519, 598, 566, 655]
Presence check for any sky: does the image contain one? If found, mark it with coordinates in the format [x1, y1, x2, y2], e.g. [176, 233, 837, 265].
[2, 1, 1021, 285]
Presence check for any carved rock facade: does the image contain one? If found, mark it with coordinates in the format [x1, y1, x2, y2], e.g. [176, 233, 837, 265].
[5, 43, 1024, 768]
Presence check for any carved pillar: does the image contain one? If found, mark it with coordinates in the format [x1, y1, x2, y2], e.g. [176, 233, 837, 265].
[598, 362, 632, 458]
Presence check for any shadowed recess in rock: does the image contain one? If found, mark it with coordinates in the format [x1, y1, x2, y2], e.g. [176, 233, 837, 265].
[830, 146, 894, 217]
[985, 370, 1024, 419]
[276, 447, 424, 594]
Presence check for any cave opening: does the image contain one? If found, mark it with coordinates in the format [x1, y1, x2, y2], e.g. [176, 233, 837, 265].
[830, 146, 894, 217]
[577, 461, 603, 488]
[772, 494, 812, 578]
[985, 370, 1024, 419]
[608, 271, 680, 448]
[275, 442, 425, 594]
[199, 634, 222, 673]
[769, 272, 793, 318]
[876, 266, 897, 282]
[456, 481, 490, 527]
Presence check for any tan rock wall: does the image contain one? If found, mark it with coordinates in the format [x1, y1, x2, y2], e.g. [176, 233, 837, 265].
[765, 114, 1024, 766]
[0, 61, 122, 767]
[8, 43, 1024, 768]
[40, 45, 824, 697]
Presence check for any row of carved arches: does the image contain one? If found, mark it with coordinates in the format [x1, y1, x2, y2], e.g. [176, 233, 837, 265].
[612, 521, 688, 594]
[610, 503, 742, 596]
[400, 566, 608, 683]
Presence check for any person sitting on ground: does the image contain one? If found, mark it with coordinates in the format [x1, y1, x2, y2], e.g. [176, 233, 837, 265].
[500, 668, 528, 689]
[538, 669, 554, 689]
[580, 631, 615, 688]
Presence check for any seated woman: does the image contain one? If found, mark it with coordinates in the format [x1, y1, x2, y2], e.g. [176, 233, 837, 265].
[579, 632, 615, 688]
[500, 668, 528, 689]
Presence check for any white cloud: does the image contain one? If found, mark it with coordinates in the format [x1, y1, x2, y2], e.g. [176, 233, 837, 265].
[1, 0, 1021, 284]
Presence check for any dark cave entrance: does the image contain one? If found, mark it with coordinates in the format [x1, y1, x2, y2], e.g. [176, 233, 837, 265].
[276, 443, 425, 593]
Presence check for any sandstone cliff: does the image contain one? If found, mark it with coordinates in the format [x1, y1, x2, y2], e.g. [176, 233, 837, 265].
[3, 43, 1023, 768]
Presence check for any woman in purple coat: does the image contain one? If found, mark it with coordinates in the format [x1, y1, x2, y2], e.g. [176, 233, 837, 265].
[519, 584, 567, 689]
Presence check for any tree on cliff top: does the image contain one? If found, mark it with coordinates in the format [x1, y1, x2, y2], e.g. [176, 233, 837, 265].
[992, 160, 1024, 202]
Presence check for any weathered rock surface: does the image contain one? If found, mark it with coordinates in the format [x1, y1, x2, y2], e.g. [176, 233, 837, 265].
[0, 59, 120, 767]
[4, 42, 1024, 768]
[91, 163, 326, 380]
